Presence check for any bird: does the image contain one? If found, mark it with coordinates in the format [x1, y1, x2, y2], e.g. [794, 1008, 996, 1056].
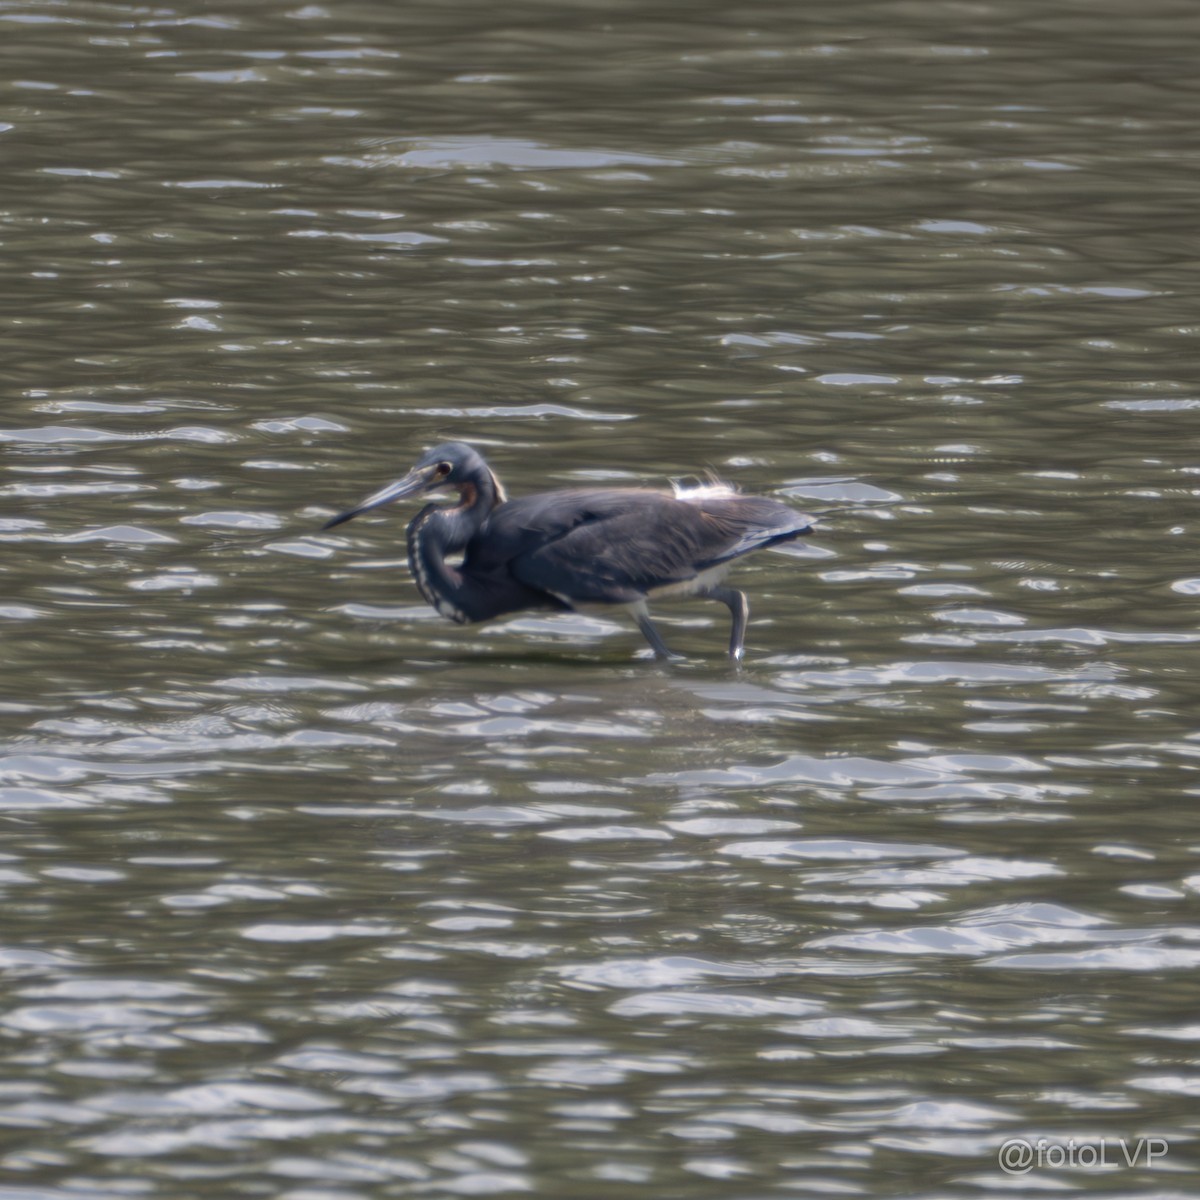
[322, 441, 814, 661]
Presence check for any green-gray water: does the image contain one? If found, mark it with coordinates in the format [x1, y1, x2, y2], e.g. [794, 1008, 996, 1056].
[2, 1, 1199, 1196]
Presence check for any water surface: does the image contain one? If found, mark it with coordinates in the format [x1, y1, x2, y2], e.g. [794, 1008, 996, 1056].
[2, 0, 1199, 1196]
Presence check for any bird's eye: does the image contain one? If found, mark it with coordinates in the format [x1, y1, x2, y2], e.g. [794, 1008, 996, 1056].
[436, 461, 452, 477]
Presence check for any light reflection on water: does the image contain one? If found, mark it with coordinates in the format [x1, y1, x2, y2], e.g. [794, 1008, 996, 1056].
[2, 0, 1199, 1194]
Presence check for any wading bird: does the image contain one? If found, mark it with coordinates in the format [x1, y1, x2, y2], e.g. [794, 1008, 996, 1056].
[323, 442, 813, 660]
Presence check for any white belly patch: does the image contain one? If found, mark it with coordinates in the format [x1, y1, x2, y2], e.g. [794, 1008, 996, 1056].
[646, 563, 732, 600]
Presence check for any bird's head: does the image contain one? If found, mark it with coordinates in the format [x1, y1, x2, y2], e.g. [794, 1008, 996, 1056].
[322, 442, 491, 530]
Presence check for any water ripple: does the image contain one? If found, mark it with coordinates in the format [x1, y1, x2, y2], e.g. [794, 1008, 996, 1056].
[1, 0, 1196, 1193]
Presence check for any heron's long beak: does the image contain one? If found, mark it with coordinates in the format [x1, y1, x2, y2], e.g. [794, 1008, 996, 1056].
[322, 465, 440, 530]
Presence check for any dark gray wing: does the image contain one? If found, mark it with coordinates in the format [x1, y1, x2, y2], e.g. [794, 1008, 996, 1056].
[463, 489, 663, 577]
[494, 490, 811, 605]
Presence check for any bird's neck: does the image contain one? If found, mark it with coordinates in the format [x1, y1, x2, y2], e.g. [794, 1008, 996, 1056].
[405, 470, 502, 624]
[448, 465, 503, 530]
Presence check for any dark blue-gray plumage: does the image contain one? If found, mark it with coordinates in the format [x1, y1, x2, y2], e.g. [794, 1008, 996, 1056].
[323, 442, 813, 660]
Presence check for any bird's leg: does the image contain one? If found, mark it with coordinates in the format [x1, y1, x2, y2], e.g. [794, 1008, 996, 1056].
[706, 586, 749, 661]
[630, 601, 682, 661]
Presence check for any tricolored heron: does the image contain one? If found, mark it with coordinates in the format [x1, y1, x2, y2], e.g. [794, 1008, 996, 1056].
[323, 442, 813, 660]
